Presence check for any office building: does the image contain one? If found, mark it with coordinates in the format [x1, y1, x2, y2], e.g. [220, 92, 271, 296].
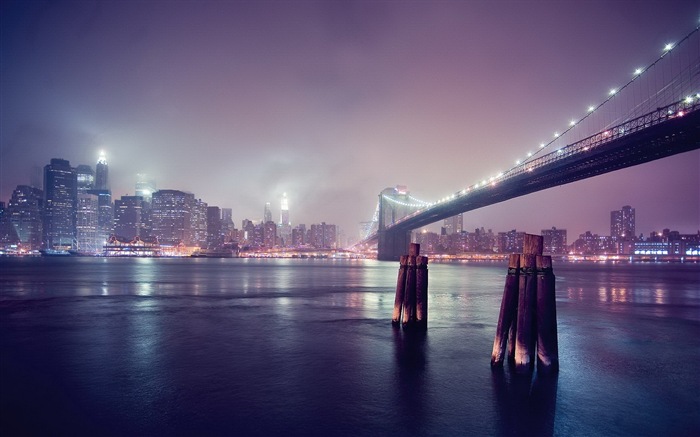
[151, 190, 195, 246]
[542, 227, 567, 254]
[114, 196, 144, 240]
[7, 185, 44, 250]
[43, 158, 77, 250]
[611, 205, 635, 239]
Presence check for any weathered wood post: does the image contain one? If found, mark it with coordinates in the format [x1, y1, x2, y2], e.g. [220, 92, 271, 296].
[392, 255, 409, 325]
[491, 253, 521, 367]
[515, 234, 543, 374]
[402, 253, 418, 327]
[415, 255, 429, 330]
[536, 255, 559, 373]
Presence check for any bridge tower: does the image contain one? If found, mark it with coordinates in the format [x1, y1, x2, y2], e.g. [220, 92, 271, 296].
[377, 186, 414, 261]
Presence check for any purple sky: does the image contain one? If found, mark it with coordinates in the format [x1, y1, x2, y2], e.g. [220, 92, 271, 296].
[2, 0, 699, 242]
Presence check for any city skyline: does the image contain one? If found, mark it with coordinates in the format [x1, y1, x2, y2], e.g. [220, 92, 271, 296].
[2, 1, 699, 240]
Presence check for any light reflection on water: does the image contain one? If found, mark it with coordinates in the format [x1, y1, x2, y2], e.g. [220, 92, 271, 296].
[0, 257, 698, 436]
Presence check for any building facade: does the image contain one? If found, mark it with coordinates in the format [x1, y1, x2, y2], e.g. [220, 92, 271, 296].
[43, 158, 77, 250]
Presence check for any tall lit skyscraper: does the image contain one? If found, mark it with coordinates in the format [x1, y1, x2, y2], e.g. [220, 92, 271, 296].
[95, 151, 108, 190]
[151, 189, 195, 246]
[280, 193, 290, 226]
[443, 213, 463, 235]
[611, 205, 635, 239]
[278, 193, 291, 246]
[135, 174, 156, 204]
[264, 202, 272, 223]
[75, 165, 100, 253]
[43, 158, 77, 250]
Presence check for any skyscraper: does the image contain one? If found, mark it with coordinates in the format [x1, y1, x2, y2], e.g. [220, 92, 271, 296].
[95, 151, 108, 190]
[75, 165, 100, 253]
[443, 213, 463, 235]
[279, 193, 291, 247]
[280, 193, 289, 226]
[135, 174, 156, 204]
[264, 202, 272, 223]
[114, 196, 144, 239]
[43, 158, 77, 250]
[90, 152, 113, 246]
[151, 189, 195, 246]
[7, 185, 44, 250]
[611, 205, 635, 239]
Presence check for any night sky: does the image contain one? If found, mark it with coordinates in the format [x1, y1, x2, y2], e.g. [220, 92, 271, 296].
[2, 0, 698, 242]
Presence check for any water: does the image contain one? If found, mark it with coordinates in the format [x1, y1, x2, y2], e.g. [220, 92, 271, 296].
[1, 258, 698, 436]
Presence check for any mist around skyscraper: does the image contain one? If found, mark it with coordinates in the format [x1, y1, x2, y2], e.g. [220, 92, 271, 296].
[0, 155, 697, 259]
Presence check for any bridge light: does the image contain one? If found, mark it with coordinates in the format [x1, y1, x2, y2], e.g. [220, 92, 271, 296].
[569, 120, 576, 126]
[663, 43, 673, 51]
[685, 96, 694, 104]
[588, 106, 595, 112]
[557, 149, 563, 154]
[609, 88, 617, 96]
[515, 160, 521, 165]
[539, 143, 546, 148]
[481, 180, 487, 186]
[527, 151, 532, 157]
[554, 132, 560, 138]
[634, 68, 643, 75]
[497, 172, 504, 178]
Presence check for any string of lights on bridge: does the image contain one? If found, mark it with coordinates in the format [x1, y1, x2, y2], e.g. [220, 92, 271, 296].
[421, 24, 700, 210]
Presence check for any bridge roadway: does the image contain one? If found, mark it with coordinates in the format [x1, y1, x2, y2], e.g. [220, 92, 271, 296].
[371, 101, 700, 260]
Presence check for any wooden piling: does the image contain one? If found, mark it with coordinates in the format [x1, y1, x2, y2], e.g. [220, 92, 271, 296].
[402, 255, 417, 327]
[515, 234, 543, 374]
[536, 255, 559, 374]
[408, 242, 420, 257]
[415, 256, 429, 330]
[491, 254, 520, 367]
[392, 255, 409, 325]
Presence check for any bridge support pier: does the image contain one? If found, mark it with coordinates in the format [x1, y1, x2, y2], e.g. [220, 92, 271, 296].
[378, 229, 411, 261]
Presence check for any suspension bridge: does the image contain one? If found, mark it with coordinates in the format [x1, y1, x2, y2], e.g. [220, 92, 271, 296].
[354, 26, 700, 260]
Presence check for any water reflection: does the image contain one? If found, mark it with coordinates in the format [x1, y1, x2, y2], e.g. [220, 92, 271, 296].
[491, 368, 558, 437]
[393, 327, 428, 435]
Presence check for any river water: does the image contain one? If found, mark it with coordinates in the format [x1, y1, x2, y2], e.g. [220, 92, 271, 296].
[1, 257, 698, 436]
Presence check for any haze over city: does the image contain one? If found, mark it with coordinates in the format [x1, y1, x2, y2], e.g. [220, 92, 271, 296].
[2, 0, 699, 240]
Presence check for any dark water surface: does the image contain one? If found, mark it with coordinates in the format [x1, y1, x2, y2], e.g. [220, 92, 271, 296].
[1, 258, 698, 436]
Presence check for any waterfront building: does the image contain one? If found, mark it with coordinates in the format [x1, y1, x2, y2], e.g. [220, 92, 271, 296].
[497, 229, 525, 253]
[7, 185, 44, 250]
[414, 230, 439, 253]
[542, 227, 567, 254]
[114, 196, 144, 240]
[264, 221, 277, 248]
[292, 224, 306, 247]
[43, 158, 77, 250]
[611, 205, 635, 239]
[192, 199, 208, 248]
[206, 206, 222, 249]
[151, 190, 195, 246]
[309, 222, 337, 249]
[75, 165, 101, 253]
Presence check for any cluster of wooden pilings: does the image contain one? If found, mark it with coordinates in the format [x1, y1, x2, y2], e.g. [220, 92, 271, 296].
[491, 234, 559, 374]
[392, 243, 428, 330]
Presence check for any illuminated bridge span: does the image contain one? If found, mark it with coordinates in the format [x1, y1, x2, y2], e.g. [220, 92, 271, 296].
[355, 26, 700, 260]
